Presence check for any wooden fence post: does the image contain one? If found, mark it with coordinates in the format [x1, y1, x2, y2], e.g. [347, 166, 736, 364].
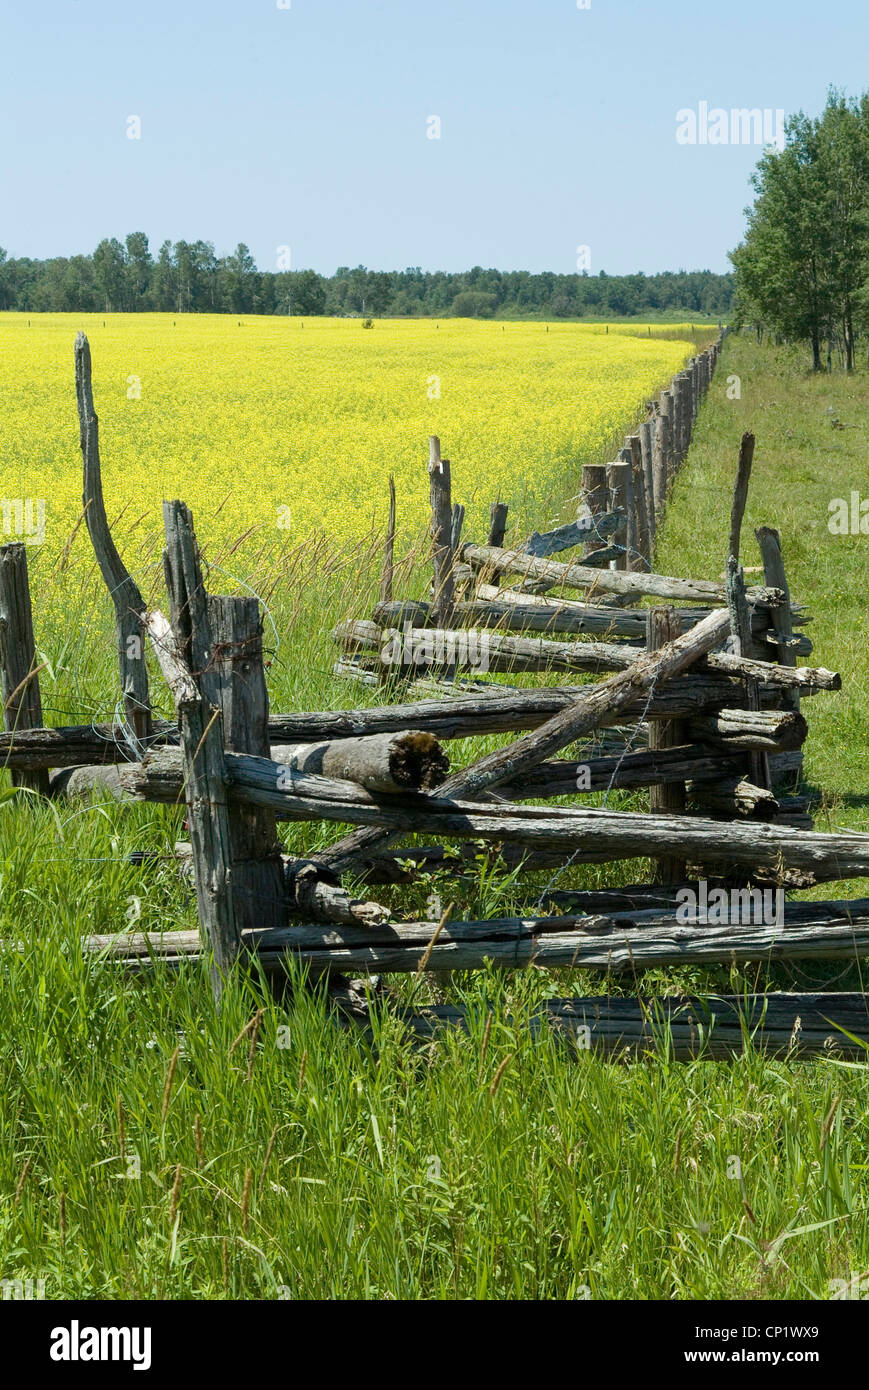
[639, 419, 656, 555]
[487, 501, 508, 549]
[670, 379, 682, 473]
[159, 501, 241, 996]
[0, 543, 50, 795]
[756, 525, 802, 780]
[450, 503, 465, 555]
[207, 595, 287, 935]
[725, 435, 769, 791]
[625, 428, 647, 569]
[428, 437, 455, 629]
[608, 457, 634, 572]
[646, 607, 686, 884]
[75, 333, 152, 752]
[674, 373, 691, 466]
[581, 464, 608, 558]
[653, 395, 672, 522]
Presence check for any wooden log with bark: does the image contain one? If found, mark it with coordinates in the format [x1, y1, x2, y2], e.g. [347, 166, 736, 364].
[461, 541, 727, 602]
[337, 617, 826, 685]
[271, 730, 449, 794]
[688, 706, 808, 750]
[123, 750, 869, 883]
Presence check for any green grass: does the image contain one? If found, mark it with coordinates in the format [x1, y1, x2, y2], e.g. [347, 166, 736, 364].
[3, 334, 869, 1300]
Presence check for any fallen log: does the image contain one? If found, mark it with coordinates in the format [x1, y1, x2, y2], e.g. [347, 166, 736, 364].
[284, 862, 391, 927]
[0, 720, 178, 771]
[50, 765, 129, 799]
[499, 744, 748, 798]
[83, 898, 869, 975]
[271, 730, 449, 794]
[336, 618, 823, 684]
[169, 842, 393, 928]
[700, 649, 833, 690]
[0, 696, 808, 776]
[120, 746, 869, 882]
[461, 541, 728, 603]
[337, 617, 644, 676]
[405, 993, 869, 1059]
[390, 592, 808, 641]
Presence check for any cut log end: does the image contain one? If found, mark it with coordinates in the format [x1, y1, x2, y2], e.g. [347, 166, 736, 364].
[387, 730, 450, 791]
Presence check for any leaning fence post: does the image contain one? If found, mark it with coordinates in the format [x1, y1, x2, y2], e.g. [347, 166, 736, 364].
[74, 333, 152, 751]
[0, 543, 50, 795]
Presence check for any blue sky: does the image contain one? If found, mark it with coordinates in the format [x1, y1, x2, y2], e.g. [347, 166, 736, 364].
[1, 0, 866, 274]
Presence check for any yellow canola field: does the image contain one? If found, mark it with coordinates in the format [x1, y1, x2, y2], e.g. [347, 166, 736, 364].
[0, 314, 698, 576]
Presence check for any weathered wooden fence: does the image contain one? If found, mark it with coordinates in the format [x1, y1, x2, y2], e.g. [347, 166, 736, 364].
[3, 329, 869, 1058]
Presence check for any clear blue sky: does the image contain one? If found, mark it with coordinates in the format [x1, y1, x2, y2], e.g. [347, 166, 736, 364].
[1, 0, 866, 275]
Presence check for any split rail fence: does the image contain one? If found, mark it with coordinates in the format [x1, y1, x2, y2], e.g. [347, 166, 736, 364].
[2, 330, 869, 1059]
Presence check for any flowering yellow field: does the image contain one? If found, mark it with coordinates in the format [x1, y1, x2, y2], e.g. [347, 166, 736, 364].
[0, 313, 698, 583]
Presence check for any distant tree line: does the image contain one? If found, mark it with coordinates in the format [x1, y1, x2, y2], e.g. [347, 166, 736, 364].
[0, 235, 733, 320]
[731, 89, 869, 370]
